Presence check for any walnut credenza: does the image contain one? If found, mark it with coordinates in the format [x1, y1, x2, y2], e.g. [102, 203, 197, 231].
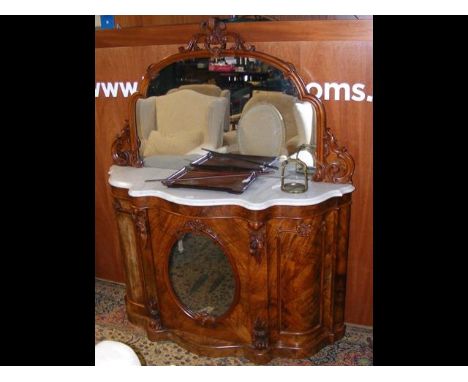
[109, 164, 354, 364]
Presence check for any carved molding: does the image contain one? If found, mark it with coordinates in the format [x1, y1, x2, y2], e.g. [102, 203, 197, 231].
[296, 223, 312, 237]
[148, 298, 163, 330]
[248, 222, 265, 264]
[179, 18, 255, 56]
[111, 123, 143, 167]
[184, 219, 215, 237]
[249, 233, 264, 264]
[252, 318, 269, 350]
[112, 199, 125, 213]
[320, 219, 327, 233]
[132, 208, 149, 249]
[192, 311, 217, 328]
[313, 128, 355, 184]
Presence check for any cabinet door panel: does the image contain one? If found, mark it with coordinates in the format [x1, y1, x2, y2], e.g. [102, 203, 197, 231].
[148, 208, 261, 344]
[269, 216, 326, 334]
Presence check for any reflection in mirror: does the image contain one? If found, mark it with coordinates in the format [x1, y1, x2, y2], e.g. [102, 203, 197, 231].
[147, 57, 298, 109]
[169, 233, 236, 317]
[138, 56, 316, 167]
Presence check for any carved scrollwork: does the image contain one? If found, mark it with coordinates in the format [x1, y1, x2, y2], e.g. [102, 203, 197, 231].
[296, 223, 312, 237]
[253, 318, 269, 350]
[132, 208, 149, 249]
[179, 18, 255, 56]
[192, 311, 217, 328]
[320, 220, 327, 233]
[313, 128, 355, 184]
[249, 231, 264, 264]
[111, 123, 143, 167]
[147, 298, 163, 330]
[248, 222, 265, 264]
[112, 199, 125, 213]
[184, 219, 215, 237]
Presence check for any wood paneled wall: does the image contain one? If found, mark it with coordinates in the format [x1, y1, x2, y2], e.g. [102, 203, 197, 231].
[95, 20, 373, 326]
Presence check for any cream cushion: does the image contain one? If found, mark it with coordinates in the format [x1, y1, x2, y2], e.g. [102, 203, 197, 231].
[237, 103, 286, 156]
[143, 129, 204, 156]
[248, 90, 315, 145]
[293, 100, 314, 146]
[138, 89, 227, 156]
[245, 91, 298, 142]
[157, 90, 226, 147]
[168, 85, 231, 132]
[136, 96, 157, 156]
[168, 84, 227, 98]
[222, 130, 237, 146]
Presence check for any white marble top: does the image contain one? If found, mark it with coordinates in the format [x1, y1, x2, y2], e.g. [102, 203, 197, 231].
[109, 156, 354, 211]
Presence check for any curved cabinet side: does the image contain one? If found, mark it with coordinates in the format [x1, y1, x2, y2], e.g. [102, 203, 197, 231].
[332, 194, 352, 338]
[111, 187, 147, 326]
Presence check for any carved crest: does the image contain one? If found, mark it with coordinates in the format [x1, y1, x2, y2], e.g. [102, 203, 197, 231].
[111, 123, 143, 167]
[313, 128, 355, 184]
[179, 18, 255, 56]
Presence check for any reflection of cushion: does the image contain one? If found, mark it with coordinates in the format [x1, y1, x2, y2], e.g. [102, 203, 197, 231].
[155, 90, 227, 148]
[169, 84, 223, 97]
[237, 103, 285, 156]
[143, 129, 203, 156]
[167, 86, 231, 132]
[136, 96, 157, 155]
[222, 130, 237, 146]
[248, 91, 298, 142]
[285, 135, 302, 153]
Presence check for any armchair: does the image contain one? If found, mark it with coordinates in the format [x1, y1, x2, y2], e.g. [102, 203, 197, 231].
[237, 103, 286, 156]
[136, 89, 228, 158]
[167, 84, 231, 132]
[223, 90, 315, 155]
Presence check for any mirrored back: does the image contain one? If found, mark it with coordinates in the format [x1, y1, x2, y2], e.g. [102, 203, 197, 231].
[146, 56, 298, 113]
[136, 53, 318, 165]
[112, 18, 355, 184]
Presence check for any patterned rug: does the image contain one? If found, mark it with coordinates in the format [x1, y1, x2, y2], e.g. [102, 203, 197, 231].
[95, 278, 373, 365]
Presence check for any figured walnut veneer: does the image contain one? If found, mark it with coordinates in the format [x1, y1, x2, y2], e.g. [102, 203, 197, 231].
[112, 186, 352, 364]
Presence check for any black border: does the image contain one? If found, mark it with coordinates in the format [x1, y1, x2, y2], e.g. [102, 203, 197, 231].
[1, 16, 95, 365]
[374, 16, 466, 365]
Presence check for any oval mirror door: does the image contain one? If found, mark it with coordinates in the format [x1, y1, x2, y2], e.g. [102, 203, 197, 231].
[168, 233, 236, 318]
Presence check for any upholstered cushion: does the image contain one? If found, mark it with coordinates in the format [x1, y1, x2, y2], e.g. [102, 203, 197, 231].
[285, 135, 302, 153]
[169, 84, 223, 97]
[143, 129, 204, 156]
[136, 96, 157, 155]
[293, 100, 315, 145]
[154, 89, 227, 151]
[247, 91, 298, 142]
[222, 130, 238, 147]
[237, 103, 286, 156]
[167, 86, 231, 132]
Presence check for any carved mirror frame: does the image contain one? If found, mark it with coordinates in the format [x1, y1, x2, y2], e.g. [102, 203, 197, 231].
[111, 18, 355, 184]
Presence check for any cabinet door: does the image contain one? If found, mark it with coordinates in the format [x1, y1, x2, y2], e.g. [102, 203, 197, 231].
[267, 214, 333, 344]
[147, 207, 266, 345]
